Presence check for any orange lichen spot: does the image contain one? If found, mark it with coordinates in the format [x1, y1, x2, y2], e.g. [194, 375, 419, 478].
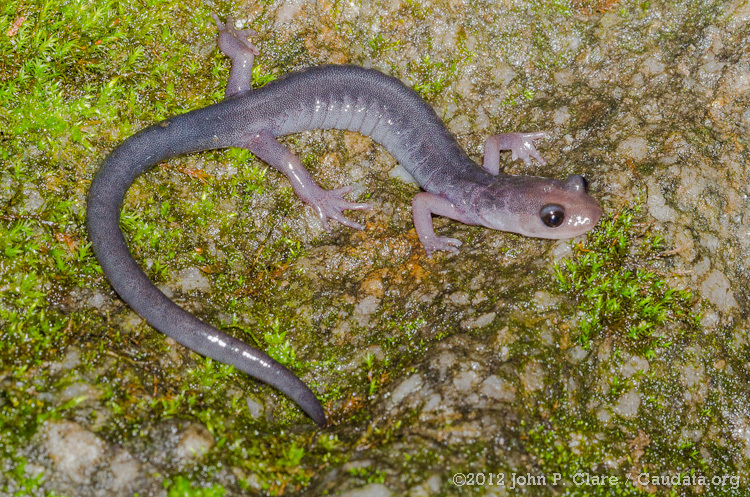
[571, 0, 622, 14]
[55, 232, 79, 252]
[6, 16, 25, 37]
[177, 165, 212, 182]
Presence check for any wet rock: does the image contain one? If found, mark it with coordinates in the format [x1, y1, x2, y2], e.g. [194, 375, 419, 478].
[613, 390, 642, 419]
[245, 395, 264, 419]
[408, 474, 441, 497]
[480, 375, 516, 403]
[616, 136, 649, 161]
[390, 374, 422, 405]
[461, 311, 496, 330]
[23, 0, 750, 495]
[520, 362, 545, 392]
[620, 355, 650, 379]
[681, 362, 709, 404]
[727, 413, 750, 459]
[43, 421, 106, 484]
[452, 370, 479, 393]
[339, 483, 392, 497]
[174, 424, 214, 463]
[700, 269, 738, 311]
[107, 449, 144, 493]
[174, 267, 211, 293]
[353, 295, 380, 327]
[48, 348, 82, 375]
[23, 185, 44, 213]
[567, 345, 588, 364]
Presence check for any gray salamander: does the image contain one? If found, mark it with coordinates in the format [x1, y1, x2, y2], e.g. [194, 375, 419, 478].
[86, 14, 602, 427]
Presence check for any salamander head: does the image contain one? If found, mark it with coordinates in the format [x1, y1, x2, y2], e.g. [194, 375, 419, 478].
[476, 174, 602, 239]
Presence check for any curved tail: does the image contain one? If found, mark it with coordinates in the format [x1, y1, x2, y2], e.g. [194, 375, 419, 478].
[86, 113, 326, 426]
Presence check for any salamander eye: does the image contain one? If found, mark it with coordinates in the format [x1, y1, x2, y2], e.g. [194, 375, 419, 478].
[540, 204, 565, 228]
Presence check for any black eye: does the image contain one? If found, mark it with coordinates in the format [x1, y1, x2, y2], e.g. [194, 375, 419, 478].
[540, 204, 565, 228]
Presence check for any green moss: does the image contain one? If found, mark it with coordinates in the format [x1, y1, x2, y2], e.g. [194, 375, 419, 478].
[401, 0, 432, 20]
[347, 466, 388, 484]
[522, 407, 742, 497]
[164, 476, 226, 497]
[1, 0, 333, 493]
[262, 319, 301, 368]
[2, 456, 69, 497]
[368, 33, 401, 58]
[410, 55, 458, 100]
[554, 200, 699, 350]
[500, 87, 537, 108]
[533, 0, 574, 17]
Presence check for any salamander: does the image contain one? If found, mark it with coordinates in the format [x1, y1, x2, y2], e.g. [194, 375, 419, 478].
[86, 14, 602, 427]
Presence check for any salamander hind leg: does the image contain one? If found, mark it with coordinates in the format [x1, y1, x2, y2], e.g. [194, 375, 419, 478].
[241, 130, 372, 231]
[212, 13, 259, 98]
[482, 132, 548, 174]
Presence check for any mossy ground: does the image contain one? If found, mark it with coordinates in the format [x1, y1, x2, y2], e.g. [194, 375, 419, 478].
[1, 0, 747, 496]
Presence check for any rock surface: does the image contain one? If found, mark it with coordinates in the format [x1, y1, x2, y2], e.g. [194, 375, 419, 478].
[3, 0, 750, 496]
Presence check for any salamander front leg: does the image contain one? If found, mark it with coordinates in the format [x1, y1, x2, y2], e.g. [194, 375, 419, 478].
[241, 130, 372, 230]
[412, 192, 476, 256]
[482, 132, 548, 175]
[212, 13, 259, 98]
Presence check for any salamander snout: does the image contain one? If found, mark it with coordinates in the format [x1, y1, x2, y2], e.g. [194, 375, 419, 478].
[542, 174, 602, 238]
[537, 174, 601, 237]
[538, 175, 596, 229]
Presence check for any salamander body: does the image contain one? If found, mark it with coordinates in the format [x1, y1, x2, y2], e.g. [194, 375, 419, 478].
[86, 14, 602, 426]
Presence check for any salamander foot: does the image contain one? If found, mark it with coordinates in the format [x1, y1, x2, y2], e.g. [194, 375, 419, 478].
[309, 185, 372, 231]
[422, 236, 462, 256]
[212, 13, 259, 97]
[482, 131, 548, 174]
